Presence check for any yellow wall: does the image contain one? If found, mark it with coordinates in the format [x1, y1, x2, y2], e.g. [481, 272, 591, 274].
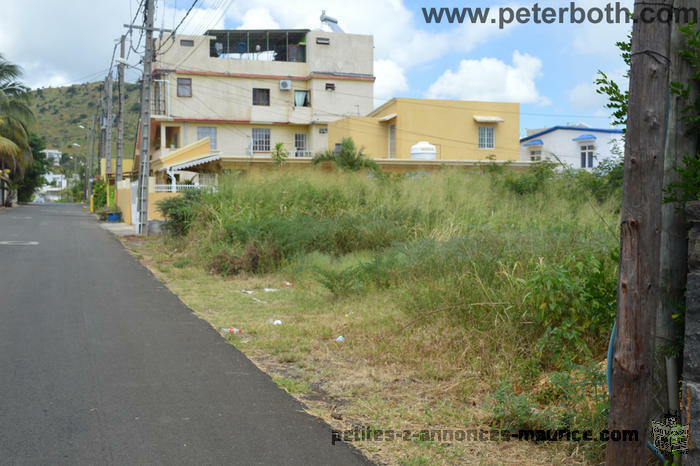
[148, 192, 179, 220]
[329, 98, 521, 161]
[327, 117, 387, 158]
[100, 158, 135, 177]
[115, 187, 131, 224]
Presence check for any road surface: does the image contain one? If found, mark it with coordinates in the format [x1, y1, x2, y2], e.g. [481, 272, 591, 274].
[0, 204, 369, 465]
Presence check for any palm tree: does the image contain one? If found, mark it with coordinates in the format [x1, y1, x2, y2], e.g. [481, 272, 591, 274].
[0, 54, 35, 179]
[0, 54, 35, 205]
[312, 137, 378, 171]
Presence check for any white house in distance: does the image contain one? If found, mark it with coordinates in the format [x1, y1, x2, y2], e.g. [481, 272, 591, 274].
[40, 149, 62, 166]
[519, 124, 624, 170]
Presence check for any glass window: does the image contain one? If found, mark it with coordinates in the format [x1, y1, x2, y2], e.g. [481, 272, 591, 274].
[252, 128, 270, 152]
[325, 83, 335, 91]
[388, 124, 396, 158]
[253, 88, 270, 106]
[478, 126, 495, 149]
[294, 133, 307, 157]
[294, 90, 310, 107]
[180, 39, 194, 47]
[580, 145, 595, 168]
[530, 150, 541, 161]
[197, 127, 217, 150]
[177, 78, 191, 97]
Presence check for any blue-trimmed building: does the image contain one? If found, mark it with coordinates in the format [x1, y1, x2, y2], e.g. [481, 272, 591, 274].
[519, 124, 623, 170]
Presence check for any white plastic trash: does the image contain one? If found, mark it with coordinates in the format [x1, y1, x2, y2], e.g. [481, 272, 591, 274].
[221, 327, 242, 334]
[335, 336, 345, 342]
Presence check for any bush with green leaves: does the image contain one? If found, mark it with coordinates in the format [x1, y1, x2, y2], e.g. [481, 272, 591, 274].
[157, 189, 202, 236]
[312, 137, 378, 171]
[92, 179, 106, 209]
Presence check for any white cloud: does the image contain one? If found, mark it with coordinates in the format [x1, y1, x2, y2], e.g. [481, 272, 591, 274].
[373, 59, 408, 105]
[0, 0, 519, 92]
[569, 69, 628, 111]
[222, 1, 518, 69]
[569, 0, 633, 60]
[239, 8, 280, 29]
[426, 51, 549, 104]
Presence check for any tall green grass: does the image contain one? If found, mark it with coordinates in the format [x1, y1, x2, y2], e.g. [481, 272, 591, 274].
[161, 165, 620, 461]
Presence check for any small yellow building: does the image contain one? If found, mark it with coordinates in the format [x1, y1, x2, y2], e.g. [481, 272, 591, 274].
[328, 98, 521, 162]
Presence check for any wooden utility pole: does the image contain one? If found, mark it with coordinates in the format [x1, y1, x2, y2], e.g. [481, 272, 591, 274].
[135, 0, 155, 234]
[607, 1, 673, 463]
[655, 0, 698, 419]
[104, 73, 113, 205]
[87, 113, 96, 199]
[116, 35, 125, 183]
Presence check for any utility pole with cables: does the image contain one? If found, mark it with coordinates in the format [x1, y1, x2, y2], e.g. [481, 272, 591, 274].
[116, 35, 125, 183]
[104, 73, 113, 202]
[88, 113, 96, 199]
[135, 0, 154, 234]
[127, 0, 170, 234]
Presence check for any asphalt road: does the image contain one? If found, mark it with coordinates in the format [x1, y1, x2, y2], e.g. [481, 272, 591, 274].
[0, 204, 369, 465]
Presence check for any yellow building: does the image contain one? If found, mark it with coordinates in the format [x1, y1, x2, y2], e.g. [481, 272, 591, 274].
[100, 158, 135, 179]
[328, 98, 521, 162]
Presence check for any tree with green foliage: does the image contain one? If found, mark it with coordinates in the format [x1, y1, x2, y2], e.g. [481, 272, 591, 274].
[17, 132, 50, 202]
[271, 142, 289, 166]
[595, 35, 631, 129]
[312, 137, 378, 171]
[0, 54, 36, 202]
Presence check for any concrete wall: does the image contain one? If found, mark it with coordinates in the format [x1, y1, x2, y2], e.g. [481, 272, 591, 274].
[519, 129, 624, 170]
[305, 31, 373, 76]
[329, 98, 520, 161]
[115, 184, 131, 225]
[328, 117, 388, 158]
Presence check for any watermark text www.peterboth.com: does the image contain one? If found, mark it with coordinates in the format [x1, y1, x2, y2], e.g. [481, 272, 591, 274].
[423, 3, 699, 29]
[331, 426, 639, 445]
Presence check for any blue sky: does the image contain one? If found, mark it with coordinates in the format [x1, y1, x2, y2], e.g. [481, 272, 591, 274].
[0, 0, 633, 136]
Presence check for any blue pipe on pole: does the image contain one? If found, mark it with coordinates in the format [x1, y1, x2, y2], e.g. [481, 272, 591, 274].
[607, 322, 666, 463]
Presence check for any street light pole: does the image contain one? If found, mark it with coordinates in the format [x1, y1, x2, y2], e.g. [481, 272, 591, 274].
[79, 124, 90, 201]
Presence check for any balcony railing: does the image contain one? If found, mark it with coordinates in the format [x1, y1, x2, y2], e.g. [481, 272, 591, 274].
[154, 184, 213, 193]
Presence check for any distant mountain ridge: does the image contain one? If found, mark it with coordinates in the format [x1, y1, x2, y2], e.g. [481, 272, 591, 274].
[28, 81, 140, 159]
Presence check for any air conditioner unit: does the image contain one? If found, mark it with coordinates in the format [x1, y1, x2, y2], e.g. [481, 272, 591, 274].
[279, 80, 292, 91]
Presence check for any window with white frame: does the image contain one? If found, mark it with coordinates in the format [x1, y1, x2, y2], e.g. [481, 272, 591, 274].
[530, 150, 542, 161]
[252, 128, 270, 152]
[196, 127, 217, 150]
[580, 144, 595, 168]
[478, 126, 495, 149]
[388, 124, 396, 158]
[294, 133, 307, 156]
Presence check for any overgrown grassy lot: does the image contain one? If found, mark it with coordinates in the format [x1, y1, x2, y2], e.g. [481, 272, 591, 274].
[129, 163, 621, 464]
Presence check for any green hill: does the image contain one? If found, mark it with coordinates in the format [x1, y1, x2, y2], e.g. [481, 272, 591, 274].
[28, 81, 141, 160]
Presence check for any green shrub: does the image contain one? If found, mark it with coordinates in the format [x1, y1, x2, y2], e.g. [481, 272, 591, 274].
[527, 250, 617, 367]
[157, 189, 202, 236]
[92, 179, 106, 209]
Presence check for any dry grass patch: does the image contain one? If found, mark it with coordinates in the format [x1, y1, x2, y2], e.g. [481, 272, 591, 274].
[122, 235, 591, 465]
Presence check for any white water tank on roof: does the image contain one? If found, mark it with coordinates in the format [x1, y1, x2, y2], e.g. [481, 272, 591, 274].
[410, 141, 437, 160]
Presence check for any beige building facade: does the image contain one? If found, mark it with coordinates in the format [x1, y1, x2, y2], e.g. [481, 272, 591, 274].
[142, 28, 374, 176]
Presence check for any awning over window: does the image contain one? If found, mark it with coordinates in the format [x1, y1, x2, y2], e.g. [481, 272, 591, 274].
[522, 139, 544, 147]
[378, 113, 397, 122]
[169, 153, 221, 172]
[473, 116, 504, 123]
[572, 134, 597, 141]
